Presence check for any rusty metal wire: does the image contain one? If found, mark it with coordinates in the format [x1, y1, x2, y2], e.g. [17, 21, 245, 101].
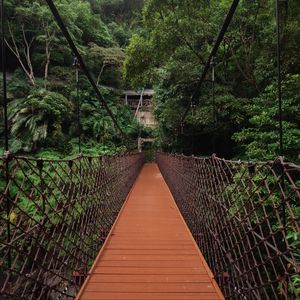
[0, 153, 144, 299]
[157, 152, 300, 299]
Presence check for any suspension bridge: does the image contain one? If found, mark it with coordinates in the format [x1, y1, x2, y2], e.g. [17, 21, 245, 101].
[0, 153, 300, 299]
[1, 0, 299, 299]
[0, 153, 299, 299]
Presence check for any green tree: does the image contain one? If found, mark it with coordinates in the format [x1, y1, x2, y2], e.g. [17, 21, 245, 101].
[233, 75, 300, 162]
[5, 0, 112, 86]
[8, 89, 72, 152]
[88, 43, 125, 86]
[124, 0, 300, 158]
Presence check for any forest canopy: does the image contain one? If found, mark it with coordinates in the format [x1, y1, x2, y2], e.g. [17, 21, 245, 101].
[124, 0, 300, 162]
[0, 0, 299, 163]
[1, 0, 146, 157]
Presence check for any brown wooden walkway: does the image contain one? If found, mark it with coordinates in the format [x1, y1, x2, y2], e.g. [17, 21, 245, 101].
[76, 163, 224, 300]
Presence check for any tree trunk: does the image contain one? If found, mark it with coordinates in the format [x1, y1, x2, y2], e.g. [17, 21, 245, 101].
[44, 42, 51, 89]
[96, 62, 106, 86]
[5, 23, 35, 86]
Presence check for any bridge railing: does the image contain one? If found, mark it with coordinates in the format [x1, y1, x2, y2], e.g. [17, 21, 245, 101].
[0, 152, 144, 299]
[156, 152, 300, 299]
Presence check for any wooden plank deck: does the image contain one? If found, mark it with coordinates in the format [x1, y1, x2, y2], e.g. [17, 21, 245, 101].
[76, 163, 224, 300]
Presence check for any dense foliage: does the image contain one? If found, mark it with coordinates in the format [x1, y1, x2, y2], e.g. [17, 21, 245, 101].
[125, 0, 300, 163]
[0, 0, 145, 157]
[0, 0, 299, 161]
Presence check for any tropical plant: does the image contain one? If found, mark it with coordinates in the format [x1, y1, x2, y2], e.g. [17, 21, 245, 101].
[8, 89, 72, 152]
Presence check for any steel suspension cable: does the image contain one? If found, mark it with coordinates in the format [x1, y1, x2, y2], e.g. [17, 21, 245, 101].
[73, 56, 81, 153]
[1, 0, 11, 270]
[45, 0, 126, 138]
[211, 57, 216, 154]
[181, 0, 240, 123]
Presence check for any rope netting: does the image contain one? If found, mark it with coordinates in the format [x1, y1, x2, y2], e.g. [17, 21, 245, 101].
[157, 152, 300, 299]
[0, 152, 144, 299]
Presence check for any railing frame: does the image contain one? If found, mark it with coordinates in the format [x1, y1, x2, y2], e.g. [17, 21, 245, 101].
[157, 152, 300, 299]
[0, 152, 144, 299]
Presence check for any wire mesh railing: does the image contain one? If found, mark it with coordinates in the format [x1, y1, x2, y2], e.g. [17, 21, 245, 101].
[156, 152, 300, 299]
[0, 152, 144, 299]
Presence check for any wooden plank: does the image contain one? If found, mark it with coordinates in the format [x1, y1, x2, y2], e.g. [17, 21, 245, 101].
[92, 267, 208, 275]
[103, 249, 197, 255]
[101, 254, 199, 261]
[80, 292, 222, 300]
[83, 282, 217, 293]
[88, 274, 212, 283]
[76, 164, 224, 300]
[97, 260, 203, 268]
[106, 244, 195, 250]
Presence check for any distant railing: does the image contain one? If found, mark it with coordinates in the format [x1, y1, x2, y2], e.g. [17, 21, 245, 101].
[157, 152, 300, 299]
[0, 152, 144, 299]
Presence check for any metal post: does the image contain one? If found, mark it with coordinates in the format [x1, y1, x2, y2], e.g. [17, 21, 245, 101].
[138, 121, 142, 152]
[37, 159, 45, 212]
[275, 0, 286, 232]
[77, 70, 81, 153]
[1, 0, 8, 151]
[1, 0, 11, 272]
[275, 13, 287, 298]
[190, 101, 195, 155]
[73, 56, 81, 153]
[210, 57, 217, 154]
[276, 0, 283, 157]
